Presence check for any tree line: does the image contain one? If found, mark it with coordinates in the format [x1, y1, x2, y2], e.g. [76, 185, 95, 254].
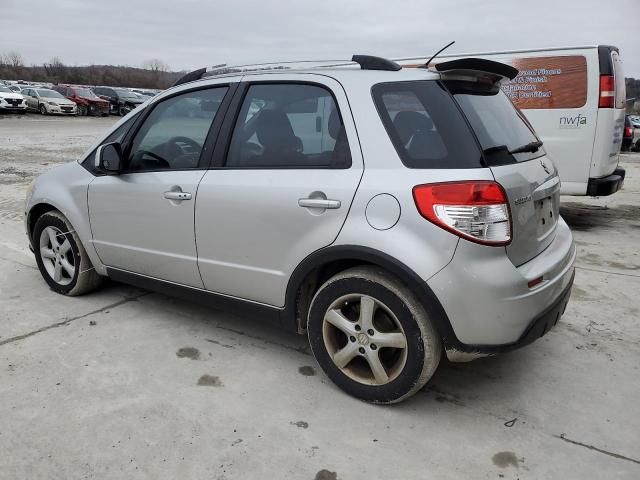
[2, 51, 640, 101]
[0, 52, 182, 89]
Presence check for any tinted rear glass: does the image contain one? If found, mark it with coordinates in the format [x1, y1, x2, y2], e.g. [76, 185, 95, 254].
[446, 80, 544, 164]
[372, 81, 482, 169]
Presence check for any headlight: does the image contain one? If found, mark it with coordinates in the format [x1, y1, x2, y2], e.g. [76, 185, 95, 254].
[47, 101, 58, 106]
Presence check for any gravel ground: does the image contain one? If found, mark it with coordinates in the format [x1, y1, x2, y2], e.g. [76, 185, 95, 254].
[0, 113, 639, 479]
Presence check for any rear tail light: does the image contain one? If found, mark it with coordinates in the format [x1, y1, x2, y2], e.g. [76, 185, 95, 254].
[599, 75, 615, 108]
[624, 126, 633, 138]
[413, 181, 511, 246]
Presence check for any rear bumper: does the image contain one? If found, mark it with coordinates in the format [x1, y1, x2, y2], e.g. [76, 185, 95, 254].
[587, 167, 625, 196]
[428, 216, 576, 353]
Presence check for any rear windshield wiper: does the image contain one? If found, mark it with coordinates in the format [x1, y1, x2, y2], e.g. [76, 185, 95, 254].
[508, 141, 543, 155]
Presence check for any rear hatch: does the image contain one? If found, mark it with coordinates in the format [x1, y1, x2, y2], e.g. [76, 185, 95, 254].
[445, 80, 560, 266]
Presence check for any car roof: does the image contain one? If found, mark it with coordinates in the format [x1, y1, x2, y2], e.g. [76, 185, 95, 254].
[170, 66, 440, 93]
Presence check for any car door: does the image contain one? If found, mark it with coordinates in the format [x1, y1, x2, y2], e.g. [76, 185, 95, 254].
[196, 76, 363, 306]
[88, 84, 233, 287]
[22, 89, 35, 109]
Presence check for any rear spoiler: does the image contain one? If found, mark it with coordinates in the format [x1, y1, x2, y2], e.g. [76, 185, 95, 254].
[433, 58, 519, 80]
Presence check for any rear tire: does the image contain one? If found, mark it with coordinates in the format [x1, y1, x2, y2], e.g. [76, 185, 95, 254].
[307, 266, 442, 404]
[78, 104, 87, 116]
[33, 211, 103, 296]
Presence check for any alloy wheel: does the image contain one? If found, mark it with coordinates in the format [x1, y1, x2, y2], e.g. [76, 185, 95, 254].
[322, 294, 408, 385]
[39, 226, 76, 285]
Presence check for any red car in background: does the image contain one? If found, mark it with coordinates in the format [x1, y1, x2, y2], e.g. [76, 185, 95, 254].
[52, 85, 110, 116]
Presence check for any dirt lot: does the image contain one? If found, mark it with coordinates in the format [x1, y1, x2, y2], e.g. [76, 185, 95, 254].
[1, 113, 639, 479]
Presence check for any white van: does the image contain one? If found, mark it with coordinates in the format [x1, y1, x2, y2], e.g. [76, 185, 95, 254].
[397, 45, 626, 196]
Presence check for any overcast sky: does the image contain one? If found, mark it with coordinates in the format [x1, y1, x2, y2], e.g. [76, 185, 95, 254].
[1, 0, 638, 77]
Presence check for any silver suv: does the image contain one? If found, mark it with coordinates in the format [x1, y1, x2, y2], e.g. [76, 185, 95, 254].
[25, 55, 576, 403]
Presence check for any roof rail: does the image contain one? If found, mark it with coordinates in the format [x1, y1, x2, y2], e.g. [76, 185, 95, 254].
[172, 55, 403, 87]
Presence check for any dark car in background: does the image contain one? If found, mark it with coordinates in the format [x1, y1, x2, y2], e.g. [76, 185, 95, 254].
[92, 86, 144, 116]
[52, 85, 110, 116]
[622, 116, 634, 151]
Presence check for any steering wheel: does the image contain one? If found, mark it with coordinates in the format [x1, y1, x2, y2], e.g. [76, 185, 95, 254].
[165, 136, 202, 159]
[133, 150, 171, 169]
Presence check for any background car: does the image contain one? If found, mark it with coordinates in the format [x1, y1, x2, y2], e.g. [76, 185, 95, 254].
[622, 115, 634, 151]
[132, 89, 157, 100]
[52, 85, 110, 116]
[0, 85, 27, 113]
[21, 87, 77, 115]
[92, 86, 144, 116]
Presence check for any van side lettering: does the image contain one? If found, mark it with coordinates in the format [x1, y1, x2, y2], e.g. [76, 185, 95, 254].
[559, 114, 587, 129]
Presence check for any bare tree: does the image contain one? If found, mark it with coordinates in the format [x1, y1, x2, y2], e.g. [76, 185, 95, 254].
[142, 58, 170, 73]
[43, 56, 67, 79]
[5, 51, 24, 69]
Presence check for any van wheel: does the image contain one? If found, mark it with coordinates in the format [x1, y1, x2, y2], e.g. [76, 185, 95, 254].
[33, 211, 103, 296]
[307, 266, 442, 404]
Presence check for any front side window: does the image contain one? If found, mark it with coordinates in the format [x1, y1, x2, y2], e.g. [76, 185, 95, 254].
[125, 87, 227, 172]
[226, 83, 350, 168]
[82, 114, 140, 172]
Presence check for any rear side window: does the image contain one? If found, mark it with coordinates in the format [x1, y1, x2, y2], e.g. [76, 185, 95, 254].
[226, 83, 351, 168]
[447, 81, 544, 164]
[372, 81, 482, 169]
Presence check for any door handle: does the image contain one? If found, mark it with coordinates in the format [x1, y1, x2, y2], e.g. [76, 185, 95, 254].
[298, 198, 341, 209]
[164, 191, 192, 201]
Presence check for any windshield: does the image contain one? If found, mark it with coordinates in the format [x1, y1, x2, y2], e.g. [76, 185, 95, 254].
[37, 89, 65, 99]
[114, 89, 138, 99]
[445, 80, 544, 164]
[75, 88, 97, 97]
[0, 86, 12, 93]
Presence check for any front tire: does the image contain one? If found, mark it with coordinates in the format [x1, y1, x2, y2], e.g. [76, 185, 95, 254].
[307, 266, 442, 404]
[39, 104, 47, 115]
[33, 211, 103, 296]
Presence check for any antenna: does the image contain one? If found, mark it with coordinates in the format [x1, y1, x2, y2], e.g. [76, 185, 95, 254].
[425, 40, 455, 68]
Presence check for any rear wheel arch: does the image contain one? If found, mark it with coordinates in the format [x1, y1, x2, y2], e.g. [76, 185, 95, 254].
[285, 246, 455, 346]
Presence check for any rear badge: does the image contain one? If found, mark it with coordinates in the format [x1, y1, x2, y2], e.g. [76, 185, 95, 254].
[514, 195, 532, 205]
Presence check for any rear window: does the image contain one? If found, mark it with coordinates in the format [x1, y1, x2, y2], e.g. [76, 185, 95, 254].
[446, 80, 545, 164]
[372, 81, 482, 169]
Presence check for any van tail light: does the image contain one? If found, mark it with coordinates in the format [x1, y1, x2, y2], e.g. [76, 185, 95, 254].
[599, 75, 615, 108]
[413, 181, 512, 246]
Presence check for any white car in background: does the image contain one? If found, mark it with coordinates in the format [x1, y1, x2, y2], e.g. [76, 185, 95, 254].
[21, 87, 77, 115]
[0, 85, 27, 113]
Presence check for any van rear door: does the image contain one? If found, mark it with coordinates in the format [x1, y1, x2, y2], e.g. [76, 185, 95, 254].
[447, 80, 560, 266]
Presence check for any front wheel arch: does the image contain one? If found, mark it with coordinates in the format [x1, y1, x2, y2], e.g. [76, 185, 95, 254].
[27, 202, 57, 243]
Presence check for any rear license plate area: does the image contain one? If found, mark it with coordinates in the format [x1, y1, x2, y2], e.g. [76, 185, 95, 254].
[535, 196, 556, 235]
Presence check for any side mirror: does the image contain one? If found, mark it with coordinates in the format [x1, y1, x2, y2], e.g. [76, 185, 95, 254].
[95, 142, 123, 173]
